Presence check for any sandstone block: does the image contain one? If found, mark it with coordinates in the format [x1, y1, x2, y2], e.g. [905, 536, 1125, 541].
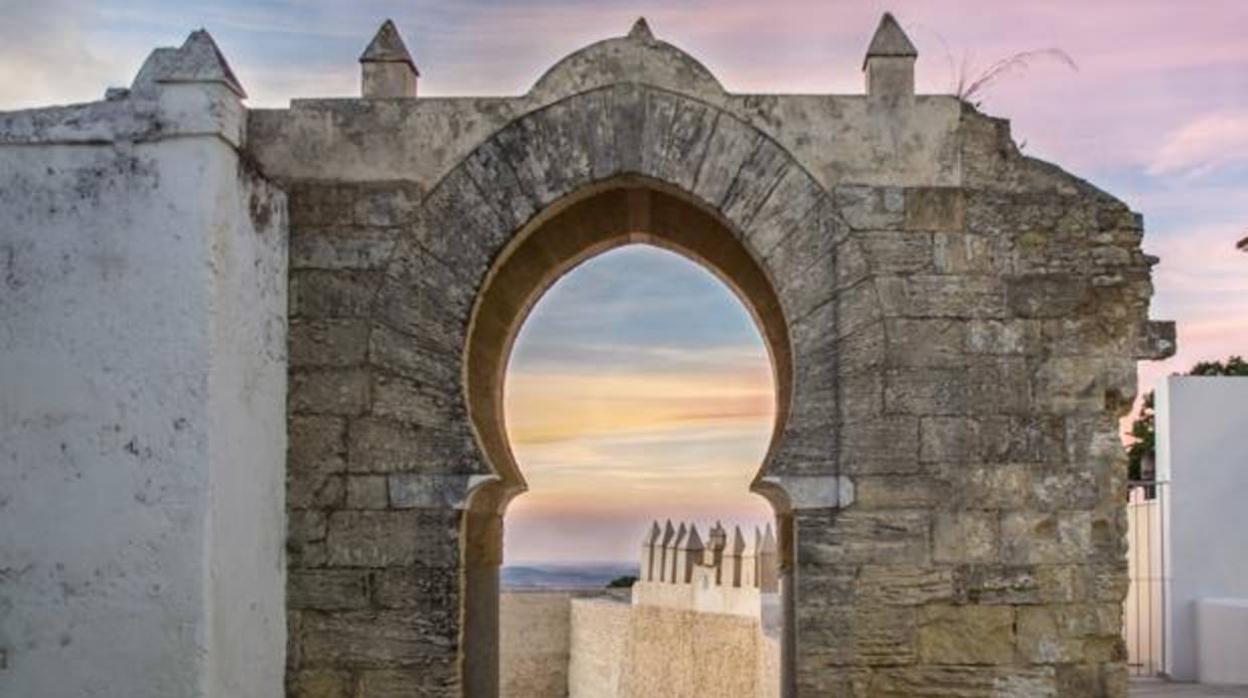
[288, 569, 371, 610]
[326, 510, 458, 567]
[290, 319, 369, 368]
[860, 231, 933, 274]
[290, 369, 370, 417]
[299, 609, 457, 667]
[834, 185, 905, 230]
[290, 228, 396, 270]
[291, 270, 382, 319]
[917, 605, 1014, 664]
[346, 475, 389, 509]
[933, 511, 998, 563]
[905, 187, 965, 232]
[289, 415, 347, 474]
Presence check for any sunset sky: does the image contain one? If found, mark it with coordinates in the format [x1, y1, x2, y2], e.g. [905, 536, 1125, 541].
[5, 0, 1245, 563]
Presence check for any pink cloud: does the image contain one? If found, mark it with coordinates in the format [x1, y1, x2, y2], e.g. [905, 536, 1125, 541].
[1148, 112, 1248, 177]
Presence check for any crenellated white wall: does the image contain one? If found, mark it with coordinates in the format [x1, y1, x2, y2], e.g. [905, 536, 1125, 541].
[0, 33, 287, 698]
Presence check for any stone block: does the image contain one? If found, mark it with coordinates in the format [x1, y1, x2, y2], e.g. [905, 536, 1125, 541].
[388, 474, 471, 509]
[290, 228, 396, 270]
[461, 139, 539, 230]
[640, 89, 717, 193]
[373, 567, 459, 611]
[954, 564, 1040, 605]
[353, 183, 419, 227]
[878, 274, 1007, 319]
[933, 232, 999, 274]
[326, 510, 458, 568]
[834, 185, 905, 230]
[289, 472, 346, 509]
[288, 669, 352, 698]
[853, 475, 944, 509]
[692, 112, 759, 208]
[884, 368, 969, 416]
[1006, 273, 1090, 318]
[346, 475, 389, 509]
[289, 369, 370, 416]
[905, 187, 965, 232]
[868, 665, 1056, 697]
[857, 566, 956, 606]
[720, 139, 792, 232]
[836, 280, 882, 339]
[299, 609, 457, 667]
[1000, 511, 1092, 564]
[859, 231, 933, 274]
[917, 605, 1014, 664]
[348, 418, 476, 474]
[919, 416, 980, 463]
[370, 373, 459, 428]
[357, 666, 458, 697]
[966, 319, 1038, 355]
[367, 323, 458, 388]
[884, 318, 967, 368]
[290, 270, 382, 319]
[940, 463, 1030, 510]
[838, 416, 919, 474]
[933, 511, 998, 563]
[289, 415, 347, 473]
[417, 167, 509, 282]
[288, 569, 371, 610]
[290, 319, 369, 368]
[799, 509, 929, 565]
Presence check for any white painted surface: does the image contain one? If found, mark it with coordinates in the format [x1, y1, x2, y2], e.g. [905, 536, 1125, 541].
[0, 55, 287, 696]
[1195, 599, 1248, 684]
[1156, 376, 1248, 682]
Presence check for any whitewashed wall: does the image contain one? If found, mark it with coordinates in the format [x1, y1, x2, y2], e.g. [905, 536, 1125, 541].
[0, 38, 287, 697]
[1156, 376, 1248, 682]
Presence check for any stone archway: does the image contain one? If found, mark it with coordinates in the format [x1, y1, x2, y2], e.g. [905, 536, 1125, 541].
[274, 19, 1171, 698]
[361, 85, 855, 697]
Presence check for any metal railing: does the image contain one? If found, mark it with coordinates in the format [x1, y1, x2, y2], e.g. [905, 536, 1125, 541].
[1124, 480, 1169, 677]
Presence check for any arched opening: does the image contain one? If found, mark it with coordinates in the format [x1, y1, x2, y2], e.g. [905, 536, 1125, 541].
[461, 181, 795, 697]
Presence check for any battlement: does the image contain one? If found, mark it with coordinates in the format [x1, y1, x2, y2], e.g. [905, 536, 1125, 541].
[633, 520, 779, 618]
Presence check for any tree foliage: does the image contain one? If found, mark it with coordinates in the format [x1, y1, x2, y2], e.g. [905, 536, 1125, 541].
[606, 575, 638, 589]
[1127, 356, 1248, 481]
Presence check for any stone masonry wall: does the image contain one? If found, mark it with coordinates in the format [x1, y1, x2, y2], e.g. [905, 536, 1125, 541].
[268, 21, 1172, 698]
[788, 106, 1167, 695]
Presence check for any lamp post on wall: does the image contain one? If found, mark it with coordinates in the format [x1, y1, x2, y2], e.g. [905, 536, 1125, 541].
[1237, 235, 1247, 253]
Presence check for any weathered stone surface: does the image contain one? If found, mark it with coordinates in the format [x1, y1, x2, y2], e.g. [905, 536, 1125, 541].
[835, 185, 905, 230]
[933, 511, 998, 563]
[905, 187, 965, 232]
[345, 475, 389, 509]
[640, 89, 717, 192]
[370, 373, 460, 428]
[800, 509, 929, 565]
[917, 605, 1015, 664]
[290, 369, 370, 416]
[299, 609, 457, 666]
[348, 418, 477, 474]
[288, 570, 371, 610]
[290, 228, 396, 270]
[291, 270, 382, 319]
[290, 319, 369, 367]
[326, 510, 458, 567]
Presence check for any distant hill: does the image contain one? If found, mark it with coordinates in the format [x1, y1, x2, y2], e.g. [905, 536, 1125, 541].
[502, 562, 638, 590]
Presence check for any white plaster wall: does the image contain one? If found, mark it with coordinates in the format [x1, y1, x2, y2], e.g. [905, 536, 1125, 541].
[1155, 376, 1248, 681]
[205, 157, 288, 698]
[0, 90, 286, 696]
